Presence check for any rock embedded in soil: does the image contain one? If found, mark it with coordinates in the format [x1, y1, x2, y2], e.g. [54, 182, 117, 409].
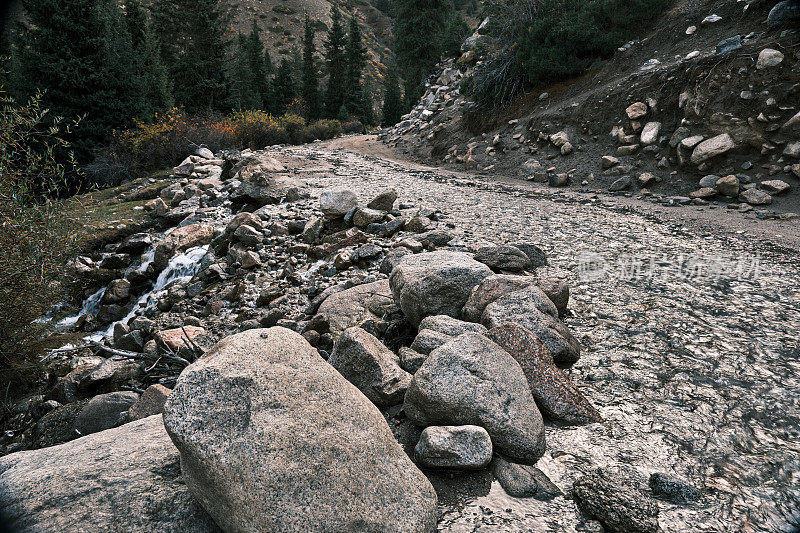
[490, 456, 562, 499]
[481, 285, 582, 365]
[414, 425, 492, 470]
[163, 327, 438, 533]
[572, 468, 661, 533]
[487, 323, 603, 425]
[0, 415, 220, 533]
[389, 251, 492, 326]
[328, 327, 411, 408]
[404, 332, 546, 464]
[690, 134, 735, 165]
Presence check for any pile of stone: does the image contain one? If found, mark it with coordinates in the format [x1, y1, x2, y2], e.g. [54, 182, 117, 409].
[1, 171, 612, 530]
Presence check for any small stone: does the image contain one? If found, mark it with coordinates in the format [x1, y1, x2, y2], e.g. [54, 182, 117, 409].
[617, 145, 639, 156]
[690, 187, 716, 199]
[414, 425, 492, 470]
[756, 48, 784, 69]
[610, 176, 632, 192]
[640, 122, 661, 145]
[685, 25, 697, 35]
[491, 456, 562, 499]
[602, 155, 620, 169]
[691, 134, 735, 164]
[127, 384, 171, 421]
[625, 102, 648, 120]
[716, 35, 742, 55]
[702, 14, 722, 24]
[739, 188, 772, 205]
[367, 189, 398, 211]
[715, 175, 740, 197]
[320, 189, 358, 218]
[760, 180, 790, 195]
[638, 172, 656, 187]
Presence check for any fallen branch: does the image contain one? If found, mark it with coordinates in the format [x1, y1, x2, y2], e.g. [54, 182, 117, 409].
[89, 341, 190, 367]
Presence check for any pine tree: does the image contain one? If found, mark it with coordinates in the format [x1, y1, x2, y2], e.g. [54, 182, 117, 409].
[231, 33, 258, 109]
[343, 15, 367, 123]
[125, 0, 172, 117]
[301, 14, 320, 120]
[323, 3, 347, 118]
[394, 0, 450, 104]
[246, 21, 271, 110]
[152, 0, 230, 113]
[382, 60, 404, 126]
[273, 58, 296, 113]
[13, 0, 143, 160]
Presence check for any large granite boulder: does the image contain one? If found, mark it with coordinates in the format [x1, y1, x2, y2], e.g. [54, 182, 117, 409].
[389, 251, 492, 326]
[404, 333, 546, 464]
[328, 327, 412, 408]
[163, 327, 437, 533]
[481, 285, 581, 365]
[0, 415, 219, 532]
[317, 280, 395, 339]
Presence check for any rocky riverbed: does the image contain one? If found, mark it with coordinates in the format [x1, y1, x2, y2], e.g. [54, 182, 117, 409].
[1, 142, 798, 532]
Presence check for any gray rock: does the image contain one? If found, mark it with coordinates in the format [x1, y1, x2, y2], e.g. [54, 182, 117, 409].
[389, 251, 492, 326]
[232, 172, 305, 206]
[610, 176, 632, 192]
[163, 327, 438, 533]
[462, 274, 537, 322]
[648, 472, 701, 505]
[715, 175, 740, 197]
[760, 180, 790, 195]
[418, 315, 488, 337]
[0, 415, 219, 533]
[404, 333, 546, 464]
[352, 207, 386, 228]
[399, 347, 428, 374]
[474, 245, 533, 272]
[768, 0, 800, 27]
[491, 456, 562, 499]
[573, 468, 661, 533]
[75, 391, 140, 436]
[328, 327, 412, 408]
[380, 248, 412, 275]
[699, 174, 721, 189]
[317, 280, 395, 339]
[367, 188, 398, 211]
[716, 35, 742, 56]
[320, 189, 358, 218]
[414, 425, 492, 470]
[510, 243, 547, 268]
[481, 286, 582, 365]
[410, 329, 454, 356]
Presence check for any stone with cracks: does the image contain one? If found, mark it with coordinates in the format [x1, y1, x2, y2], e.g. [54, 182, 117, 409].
[481, 285, 582, 365]
[414, 425, 492, 470]
[317, 280, 395, 339]
[163, 327, 438, 533]
[462, 274, 536, 322]
[389, 251, 492, 326]
[0, 415, 220, 532]
[487, 324, 602, 425]
[404, 333, 546, 464]
[328, 327, 412, 408]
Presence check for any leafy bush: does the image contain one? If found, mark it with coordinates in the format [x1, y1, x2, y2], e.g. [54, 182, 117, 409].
[109, 108, 343, 174]
[0, 90, 82, 391]
[471, 0, 673, 105]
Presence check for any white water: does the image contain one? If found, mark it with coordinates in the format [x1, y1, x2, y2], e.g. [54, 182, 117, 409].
[87, 244, 210, 341]
[300, 259, 328, 281]
[57, 287, 106, 328]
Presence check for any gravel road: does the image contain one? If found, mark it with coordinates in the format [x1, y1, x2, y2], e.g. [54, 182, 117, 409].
[276, 139, 800, 533]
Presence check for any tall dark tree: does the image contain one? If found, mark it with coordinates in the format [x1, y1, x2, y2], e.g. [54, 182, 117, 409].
[394, 0, 450, 104]
[246, 21, 271, 109]
[152, 0, 229, 113]
[382, 59, 404, 126]
[125, 0, 172, 117]
[13, 0, 143, 160]
[343, 15, 367, 122]
[323, 3, 347, 118]
[231, 33, 259, 109]
[273, 58, 296, 113]
[301, 14, 320, 120]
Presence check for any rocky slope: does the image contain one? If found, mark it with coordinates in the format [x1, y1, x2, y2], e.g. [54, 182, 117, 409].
[1, 139, 798, 532]
[381, 0, 800, 217]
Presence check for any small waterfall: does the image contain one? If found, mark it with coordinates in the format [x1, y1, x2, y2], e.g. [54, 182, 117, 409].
[300, 259, 327, 281]
[57, 287, 106, 328]
[88, 245, 210, 341]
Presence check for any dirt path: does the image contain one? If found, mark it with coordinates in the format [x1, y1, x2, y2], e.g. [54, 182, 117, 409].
[277, 139, 800, 532]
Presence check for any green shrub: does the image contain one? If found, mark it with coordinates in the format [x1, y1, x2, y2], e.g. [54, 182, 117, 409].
[280, 113, 306, 144]
[0, 90, 82, 392]
[302, 119, 343, 143]
[472, 0, 673, 104]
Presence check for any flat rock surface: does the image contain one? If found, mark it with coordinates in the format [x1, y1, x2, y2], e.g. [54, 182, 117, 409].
[282, 142, 800, 532]
[0, 415, 219, 533]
